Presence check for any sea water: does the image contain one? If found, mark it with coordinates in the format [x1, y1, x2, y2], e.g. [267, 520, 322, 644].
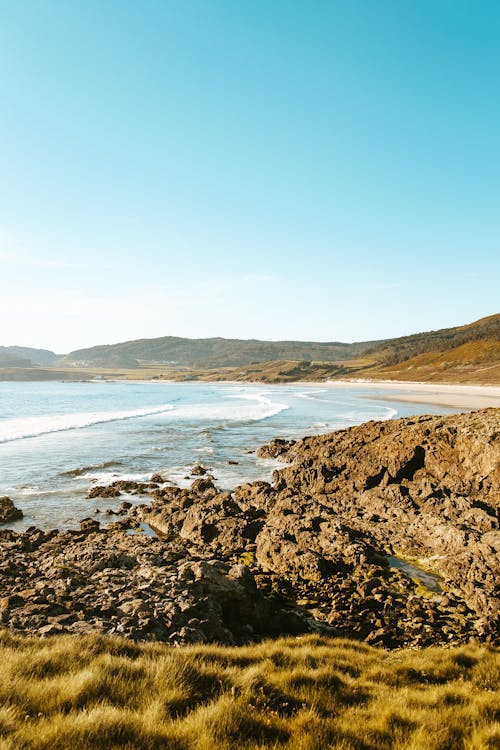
[0, 380, 458, 530]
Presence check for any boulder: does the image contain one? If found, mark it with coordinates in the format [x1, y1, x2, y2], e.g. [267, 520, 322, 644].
[0, 497, 23, 523]
[257, 438, 296, 459]
[80, 518, 100, 533]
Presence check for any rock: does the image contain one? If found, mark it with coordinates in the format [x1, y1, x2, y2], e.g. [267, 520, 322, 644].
[80, 518, 100, 533]
[116, 501, 132, 515]
[257, 438, 296, 460]
[191, 464, 208, 476]
[0, 497, 23, 523]
[0, 594, 25, 611]
[151, 473, 165, 483]
[264, 409, 500, 637]
[191, 477, 217, 495]
[0, 409, 497, 649]
[88, 485, 120, 499]
[39, 623, 66, 637]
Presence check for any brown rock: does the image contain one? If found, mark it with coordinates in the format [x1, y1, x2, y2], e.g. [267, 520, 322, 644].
[80, 518, 100, 533]
[0, 497, 23, 523]
[257, 438, 296, 459]
[88, 485, 120, 499]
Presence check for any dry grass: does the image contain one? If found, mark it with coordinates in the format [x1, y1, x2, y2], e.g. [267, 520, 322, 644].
[0, 632, 497, 749]
[370, 341, 500, 384]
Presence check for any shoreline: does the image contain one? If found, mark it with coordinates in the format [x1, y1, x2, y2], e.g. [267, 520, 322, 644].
[1, 408, 498, 651]
[196, 378, 500, 410]
[2, 373, 500, 411]
[323, 379, 500, 410]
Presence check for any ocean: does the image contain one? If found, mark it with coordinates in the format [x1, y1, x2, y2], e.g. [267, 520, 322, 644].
[0, 380, 458, 530]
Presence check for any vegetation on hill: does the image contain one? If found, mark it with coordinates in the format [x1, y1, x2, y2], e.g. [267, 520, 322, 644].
[0, 632, 497, 750]
[0, 346, 58, 367]
[366, 315, 500, 367]
[369, 339, 500, 384]
[0, 315, 498, 383]
[58, 314, 500, 383]
[0, 353, 33, 368]
[64, 336, 373, 369]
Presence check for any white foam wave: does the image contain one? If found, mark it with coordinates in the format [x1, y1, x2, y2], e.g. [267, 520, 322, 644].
[298, 392, 398, 422]
[297, 391, 394, 411]
[84, 470, 152, 484]
[18, 487, 65, 496]
[0, 404, 174, 444]
[0, 390, 288, 445]
[153, 391, 288, 423]
[297, 390, 328, 399]
[332, 406, 397, 424]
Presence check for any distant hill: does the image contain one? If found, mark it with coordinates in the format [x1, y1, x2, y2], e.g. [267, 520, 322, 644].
[0, 346, 58, 367]
[365, 314, 500, 366]
[366, 316, 500, 384]
[62, 315, 499, 375]
[64, 336, 375, 369]
[2, 314, 498, 384]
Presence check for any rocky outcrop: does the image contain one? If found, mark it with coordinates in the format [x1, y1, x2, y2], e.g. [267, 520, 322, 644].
[136, 409, 499, 643]
[0, 497, 23, 523]
[88, 480, 158, 498]
[262, 409, 499, 634]
[0, 409, 498, 648]
[256, 438, 296, 459]
[0, 525, 307, 644]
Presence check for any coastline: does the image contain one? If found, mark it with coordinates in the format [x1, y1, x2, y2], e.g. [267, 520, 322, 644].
[158, 377, 500, 411]
[323, 379, 500, 410]
[1, 408, 498, 650]
[61, 376, 500, 410]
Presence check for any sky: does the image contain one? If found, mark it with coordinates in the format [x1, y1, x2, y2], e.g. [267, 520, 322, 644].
[0, 0, 499, 353]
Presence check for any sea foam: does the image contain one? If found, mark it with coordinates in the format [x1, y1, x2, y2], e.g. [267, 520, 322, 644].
[0, 404, 175, 444]
[155, 390, 289, 423]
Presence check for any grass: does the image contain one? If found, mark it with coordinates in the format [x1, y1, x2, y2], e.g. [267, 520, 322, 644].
[0, 632, 497, 749]
[370, 340, 500, 385]
[2, 345, 499, 385]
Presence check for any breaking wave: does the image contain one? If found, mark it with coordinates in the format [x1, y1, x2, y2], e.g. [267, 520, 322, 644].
[0, 404, 175, 444]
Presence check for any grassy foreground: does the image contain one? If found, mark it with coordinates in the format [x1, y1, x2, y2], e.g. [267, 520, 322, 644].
[0, 633, 497, 750]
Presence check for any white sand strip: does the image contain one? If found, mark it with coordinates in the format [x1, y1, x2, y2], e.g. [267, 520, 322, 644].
[324, 380, 500, 410]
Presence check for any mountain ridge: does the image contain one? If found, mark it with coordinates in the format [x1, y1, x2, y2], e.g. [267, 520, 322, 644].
[0, 346, 58, 367]
[59, 314, 499, 369]
[1, 314, 498, 384]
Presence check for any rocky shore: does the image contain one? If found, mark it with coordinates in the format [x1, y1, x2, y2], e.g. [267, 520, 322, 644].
[0, 409, 498, 648]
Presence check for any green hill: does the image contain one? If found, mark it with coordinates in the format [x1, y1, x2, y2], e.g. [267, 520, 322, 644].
[0, 346, 58, 367]
[1, 315, 498, 384]
[63, 336, 375, 369]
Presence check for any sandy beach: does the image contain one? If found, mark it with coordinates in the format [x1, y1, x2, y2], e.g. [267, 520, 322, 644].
[325, 379, 500, 410]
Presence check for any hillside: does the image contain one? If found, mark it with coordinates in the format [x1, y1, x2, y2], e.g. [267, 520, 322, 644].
[368, 338, 500, 384]
[357, 315, 500, 384]
[63, 336, 374, 369]
[366, 314, 500, 367]
[61, 315, 500, 375]
[0, 314, 498, 383]
[0, 346, 57, 367]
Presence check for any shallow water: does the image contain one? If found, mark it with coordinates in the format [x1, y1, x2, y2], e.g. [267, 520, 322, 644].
[0, 380, 458, 530]
[387, 555, 443, 593]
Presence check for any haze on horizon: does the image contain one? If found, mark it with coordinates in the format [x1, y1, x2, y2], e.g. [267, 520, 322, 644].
[0, 1, 499, 353]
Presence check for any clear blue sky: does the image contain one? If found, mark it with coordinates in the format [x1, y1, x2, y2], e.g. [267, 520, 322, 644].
[0, 0, 498, 352]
